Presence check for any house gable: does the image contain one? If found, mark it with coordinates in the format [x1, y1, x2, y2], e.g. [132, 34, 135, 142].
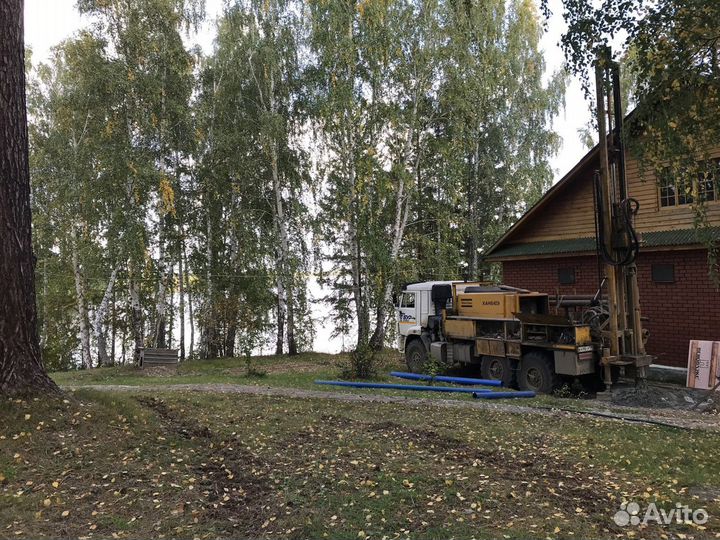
[485, 143, 720, 261]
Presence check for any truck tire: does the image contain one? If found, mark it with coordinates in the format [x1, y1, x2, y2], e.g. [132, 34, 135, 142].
[480, 356, 517, 388]
[405, 339, 428, 373]
[518, 352, 559, 394]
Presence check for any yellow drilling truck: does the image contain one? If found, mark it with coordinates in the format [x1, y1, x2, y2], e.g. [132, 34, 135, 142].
[394, 51, 656, 394]
[395, 281, 598, 393]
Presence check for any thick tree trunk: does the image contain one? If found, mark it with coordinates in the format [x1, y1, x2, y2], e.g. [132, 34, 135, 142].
[0, 0, 59, 395]
[95, 267, 118, 366]
[71, 227, 92, 369]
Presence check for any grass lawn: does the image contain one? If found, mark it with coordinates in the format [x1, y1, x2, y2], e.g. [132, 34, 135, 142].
[2, 380, 720, 539]
[51, 352, 357, 391]
[48, 352, 675, 414]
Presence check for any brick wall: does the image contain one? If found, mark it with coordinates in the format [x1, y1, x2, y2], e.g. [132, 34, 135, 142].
[502, 249, 720, 368]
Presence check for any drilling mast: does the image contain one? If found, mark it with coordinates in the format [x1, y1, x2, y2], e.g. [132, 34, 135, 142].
[594, 49, 653, 388]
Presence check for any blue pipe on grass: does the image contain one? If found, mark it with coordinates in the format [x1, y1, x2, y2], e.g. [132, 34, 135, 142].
[390, 371, 502, 387]
[472, 391, 536, 399]
[314, 380, 492, 393]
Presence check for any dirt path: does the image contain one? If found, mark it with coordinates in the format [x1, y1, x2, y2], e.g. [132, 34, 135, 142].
[63, 382, 720, 432]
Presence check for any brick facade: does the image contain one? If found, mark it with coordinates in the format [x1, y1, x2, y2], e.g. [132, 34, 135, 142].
[502, 249, 720, 368]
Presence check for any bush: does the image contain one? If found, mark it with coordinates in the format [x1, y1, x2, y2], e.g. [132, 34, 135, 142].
[243, 353, 267, 378]
[343, 344, 378, 379]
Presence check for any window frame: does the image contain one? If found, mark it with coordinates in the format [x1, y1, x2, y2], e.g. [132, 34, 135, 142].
[401, 292, 416, 309]
[658, 159, 719, 209]
[558, 267, 576, 285]
[651, 263, 676, 284]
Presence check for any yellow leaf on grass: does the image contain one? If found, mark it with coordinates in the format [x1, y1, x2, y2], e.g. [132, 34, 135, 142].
[61, 510, 70, 517]
[43, 499, 51, 507]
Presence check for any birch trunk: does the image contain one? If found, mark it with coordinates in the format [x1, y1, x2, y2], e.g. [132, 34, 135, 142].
[179, 236, 185, 360]
[275, 269, 286, 355]
[71, 227, 92, 369]
[128, 265, 144, 363]
[345, 122, 368, 348]
[95, 267, 118, 366]
[270, 141, 296, 355]
[203, 211, 218, 358]
[154, 214, 167, 348]
[40, 258, 48, 350]
[184, 244, 194, 359]
[111, 287, 116, 363]
[259, 59, 296, 356]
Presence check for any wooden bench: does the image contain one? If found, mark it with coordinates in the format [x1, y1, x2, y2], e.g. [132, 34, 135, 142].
[138, 348, 179, 368]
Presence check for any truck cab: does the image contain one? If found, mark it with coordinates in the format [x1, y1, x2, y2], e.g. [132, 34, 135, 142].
[395, 281, 599, 394]
[396, 281, 483, 353]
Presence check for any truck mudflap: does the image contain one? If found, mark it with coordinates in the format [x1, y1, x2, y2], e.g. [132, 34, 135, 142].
[554, 349, 596, 376]
[430, 341, 447, 363]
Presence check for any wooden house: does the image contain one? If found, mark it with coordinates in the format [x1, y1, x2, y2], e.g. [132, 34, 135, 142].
[483, 144, 720, 367]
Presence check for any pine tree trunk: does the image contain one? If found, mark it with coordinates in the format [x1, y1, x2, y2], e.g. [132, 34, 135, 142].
[0, 0, 59, 395]
[71, 227, 92, 369]
[95, 267, 118, 366]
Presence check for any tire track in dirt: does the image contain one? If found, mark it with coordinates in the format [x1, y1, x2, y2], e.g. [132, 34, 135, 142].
[64, 383, 720, 432]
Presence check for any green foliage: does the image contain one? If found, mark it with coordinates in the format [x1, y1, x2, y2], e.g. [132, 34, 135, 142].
[29, 0, 565, 363]
[546, 0, 720, 279]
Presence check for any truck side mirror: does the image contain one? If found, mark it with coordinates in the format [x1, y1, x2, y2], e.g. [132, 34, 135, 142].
[392, 293, 399, 307]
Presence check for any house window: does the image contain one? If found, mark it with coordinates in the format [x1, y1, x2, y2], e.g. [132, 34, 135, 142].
[651, 263, 675, 283]
[659, 182, 677, 207]
[659, 159, 719, 207]
[558, 267, 575, 285]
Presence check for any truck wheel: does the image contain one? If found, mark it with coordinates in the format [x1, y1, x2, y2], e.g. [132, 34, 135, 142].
[518, 352, 558, 394]
[405, 339, 428, 373]
[480, 356, 517, 388]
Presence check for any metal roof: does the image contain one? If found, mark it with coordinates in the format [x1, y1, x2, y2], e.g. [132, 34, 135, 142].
[484, 228, 720, 260]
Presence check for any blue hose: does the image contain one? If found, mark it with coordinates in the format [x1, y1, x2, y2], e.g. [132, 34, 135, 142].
[314, 380, 493, 393]
[390, 371, 502, 387]
[472, 391, 536, 399]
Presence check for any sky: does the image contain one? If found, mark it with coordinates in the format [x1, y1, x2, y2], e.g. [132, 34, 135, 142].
[22, 0, 593, 354]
